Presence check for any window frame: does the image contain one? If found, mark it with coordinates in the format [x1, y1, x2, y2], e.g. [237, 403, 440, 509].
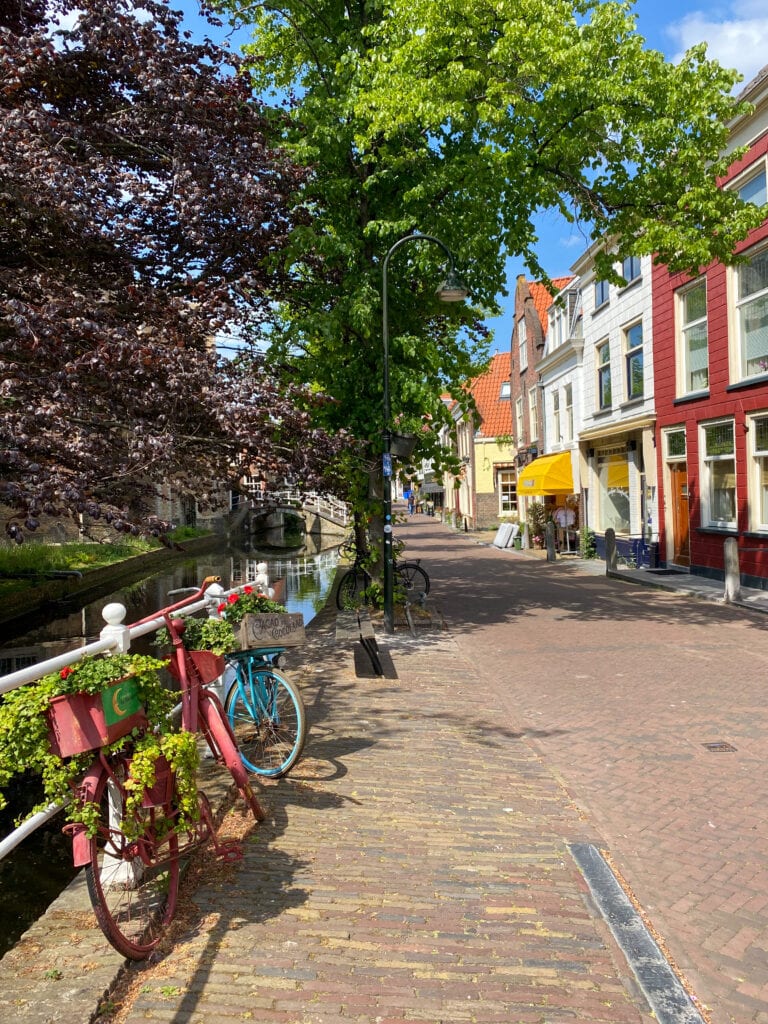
[731, 159, 768, 207]
[700, 419, 737, 529]
[748, 412, 768, 531]
[594, 279, 609, 310]
[734, 244, 768, 382]
[621, 255, 641, 285]
[518, 317, 528, 373]
[596, 339, 612, 410]
[564, 383, 573, 441]
[498, 470, 517, 515]
[515, 396, 524, 445]
[624, 320, 644, 400]
[528, 387, 538, 441]
[553, 390, 561, 444]
[677, 279, 709, 395]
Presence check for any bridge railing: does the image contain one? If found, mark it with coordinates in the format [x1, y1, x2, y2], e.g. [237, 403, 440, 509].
[0, 584, 233, 862]
[238, 482, 350, 527]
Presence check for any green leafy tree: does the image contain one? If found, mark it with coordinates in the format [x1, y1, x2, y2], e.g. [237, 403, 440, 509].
[217, 0, 492, 530]
[217, 0, 763, 527]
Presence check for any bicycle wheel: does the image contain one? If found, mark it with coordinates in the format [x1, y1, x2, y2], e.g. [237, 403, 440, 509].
[396, 561, 430, 595]
[226, 662, 307, 777]
[336, 568, 364, 609]
[198, 692, 266, 822]
[85, 758, 180, 960]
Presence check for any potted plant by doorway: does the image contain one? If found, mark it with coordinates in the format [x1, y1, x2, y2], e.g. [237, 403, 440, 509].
[526, 501, 548, 548]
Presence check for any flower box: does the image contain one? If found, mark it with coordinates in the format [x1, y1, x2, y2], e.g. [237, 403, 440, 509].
[238, 612, 305, 649]
[169, 650, 226, 685]
[47, 679, 146, 758]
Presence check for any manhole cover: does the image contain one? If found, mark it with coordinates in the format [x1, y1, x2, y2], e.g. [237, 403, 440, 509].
[702, 741, 737, 752]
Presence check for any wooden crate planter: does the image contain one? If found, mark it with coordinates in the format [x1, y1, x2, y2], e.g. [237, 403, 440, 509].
[47, 679, 146, 758]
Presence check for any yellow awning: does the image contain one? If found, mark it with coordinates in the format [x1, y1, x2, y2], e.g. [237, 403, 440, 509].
[517, 452, 574, 496]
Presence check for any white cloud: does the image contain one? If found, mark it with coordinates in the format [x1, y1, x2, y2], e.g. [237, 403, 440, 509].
[666, 4, 768, 85]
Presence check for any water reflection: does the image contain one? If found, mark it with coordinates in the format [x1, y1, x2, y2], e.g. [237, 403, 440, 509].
[0, 540, 340, 670]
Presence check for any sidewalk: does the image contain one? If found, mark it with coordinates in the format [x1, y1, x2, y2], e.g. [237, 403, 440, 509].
[3, 517, 768, 1023]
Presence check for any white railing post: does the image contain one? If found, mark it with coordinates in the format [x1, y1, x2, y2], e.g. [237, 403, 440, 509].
[100, 603, 131, 653]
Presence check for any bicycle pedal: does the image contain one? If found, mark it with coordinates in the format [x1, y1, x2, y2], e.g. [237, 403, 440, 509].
[214, 840, 244, 863]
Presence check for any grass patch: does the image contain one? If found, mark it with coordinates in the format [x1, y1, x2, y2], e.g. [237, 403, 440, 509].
[0, 538, 157, 576]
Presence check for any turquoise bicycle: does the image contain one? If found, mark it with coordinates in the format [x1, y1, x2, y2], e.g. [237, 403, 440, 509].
[224, 647, 307, 778]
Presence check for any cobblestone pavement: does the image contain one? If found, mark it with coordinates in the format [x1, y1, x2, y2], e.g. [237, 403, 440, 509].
[4, 515, 768, 1023]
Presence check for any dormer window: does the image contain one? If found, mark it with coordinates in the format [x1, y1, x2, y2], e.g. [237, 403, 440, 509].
[499, 381, 511, 399]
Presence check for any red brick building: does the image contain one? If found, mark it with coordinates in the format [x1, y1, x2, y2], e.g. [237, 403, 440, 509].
[652, 67, 768, 585]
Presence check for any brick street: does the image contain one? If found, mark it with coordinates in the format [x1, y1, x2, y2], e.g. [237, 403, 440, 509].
[3, 514, 768, 1023]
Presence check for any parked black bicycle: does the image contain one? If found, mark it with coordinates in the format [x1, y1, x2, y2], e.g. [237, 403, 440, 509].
[335, 539, 430, 610]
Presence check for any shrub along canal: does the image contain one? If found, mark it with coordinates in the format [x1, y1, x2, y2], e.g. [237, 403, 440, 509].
[0, 539, 340, 958]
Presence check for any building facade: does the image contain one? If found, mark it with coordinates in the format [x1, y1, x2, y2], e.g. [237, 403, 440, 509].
[652, 66, 768, 585]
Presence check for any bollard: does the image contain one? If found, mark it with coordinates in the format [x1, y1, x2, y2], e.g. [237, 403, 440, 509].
[605, 528, 618, 572]
[545, 520, 557, 562]
[724, 536, 741, 603]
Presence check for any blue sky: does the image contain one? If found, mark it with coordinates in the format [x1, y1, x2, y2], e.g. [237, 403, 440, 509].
[179, 0, 768, 351]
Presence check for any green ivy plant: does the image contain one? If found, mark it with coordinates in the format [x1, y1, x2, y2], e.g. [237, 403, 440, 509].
[0, 653, 199, 839]
[154, 615, 238, 655]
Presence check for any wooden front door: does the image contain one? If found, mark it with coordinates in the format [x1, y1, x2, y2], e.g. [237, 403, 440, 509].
[669, 462, 690, 567]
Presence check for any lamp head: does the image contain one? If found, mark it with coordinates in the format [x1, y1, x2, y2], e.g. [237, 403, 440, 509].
[436, 268, 469, 302]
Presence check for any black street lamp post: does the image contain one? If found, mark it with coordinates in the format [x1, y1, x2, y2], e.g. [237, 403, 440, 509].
[381, 233, 468, 633]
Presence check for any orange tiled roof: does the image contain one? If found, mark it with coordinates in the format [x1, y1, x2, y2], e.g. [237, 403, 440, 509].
[529, 277, 574, 333]
[471, 352, 513, 439]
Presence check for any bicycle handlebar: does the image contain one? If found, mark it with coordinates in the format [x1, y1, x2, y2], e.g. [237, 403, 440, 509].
[128, 576, 223, 629]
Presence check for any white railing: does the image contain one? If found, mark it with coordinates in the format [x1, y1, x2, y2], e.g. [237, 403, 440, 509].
[238, 482, 350, 527]
[0, 584, 230, 863]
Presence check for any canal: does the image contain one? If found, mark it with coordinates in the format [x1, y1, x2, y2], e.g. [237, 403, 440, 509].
[0, 536, 340, 958]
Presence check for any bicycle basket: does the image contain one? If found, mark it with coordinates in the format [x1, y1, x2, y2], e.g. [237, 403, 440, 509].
[47, 679, 147, 758]
[168, 650, 226, 685]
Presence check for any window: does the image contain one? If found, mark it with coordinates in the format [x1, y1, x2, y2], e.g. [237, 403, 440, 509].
[564, 384, 573, 441]
[624, 322, 643, 400]
[553, 391, 561, 443]
[499, 380, 510, 399]
[596, 448, 630, 534]
[597, 340, 611, 409]
[679, 281, 708, 393]
[594, 279, 609, 309]
[621, 256, 641, 284]
[736, 247, 768, 379]
[518, 317, 528, 372]
[701, 420, 736, 527]
[737, 167, 767, 207]
[549, 309, 564, 349]
[499, 471, 517, 514]
[751, 415, 768, 529]
[515, 397, 524, 445]
[528, 388, 538, 441]
[666, 429, 687, 459]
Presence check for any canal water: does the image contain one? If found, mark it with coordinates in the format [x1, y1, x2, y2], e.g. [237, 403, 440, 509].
[0, 536, 340, 958]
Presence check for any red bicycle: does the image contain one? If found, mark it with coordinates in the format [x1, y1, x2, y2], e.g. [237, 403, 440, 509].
[65, 577, 265, 959]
